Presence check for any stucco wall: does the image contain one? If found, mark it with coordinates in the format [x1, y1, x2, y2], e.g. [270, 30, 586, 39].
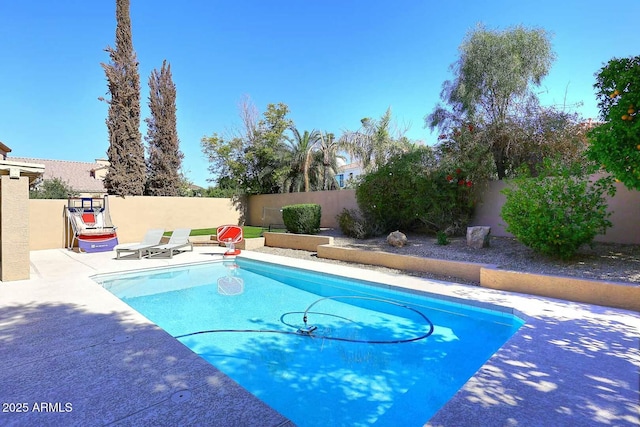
[29, 196, 241, 250]
[1, 176, 30, 280]
[247, 180, 640, 245]
[27, 178, 640, 250]
[29, 199, 68, 250]
[247, 189, 358, 229]
[471, 179, 640, 244]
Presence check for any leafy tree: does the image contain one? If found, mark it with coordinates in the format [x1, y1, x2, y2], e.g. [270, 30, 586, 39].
[427, 25, 555, 179]
[29, 178, 78, 199]
[587, 55, 640, 190]
[355, 146, 477, 235]
[202, 99, 345, 194]
[203, 185, 236, 198]
[513, 107, 590, 175]
[145, 60, 184, 196]
[201, 98, 293, 195]
[434, 105, 589, 181]
[340, 107, 412, 173]
[501, 159, 616, 260]
[434, 123, 496, 183]
[174, 172, 201, 197]
[100, 0, 146, 196]
[254, 103, 294, 193]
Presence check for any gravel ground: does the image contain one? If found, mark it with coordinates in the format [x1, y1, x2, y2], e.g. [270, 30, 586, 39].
[254, 229, 640, 286]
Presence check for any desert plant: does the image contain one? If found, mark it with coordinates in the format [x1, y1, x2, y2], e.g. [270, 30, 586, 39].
[282, 204, 321, 234]
[337, 208, 373, 239]
[501, 159, 616, 260]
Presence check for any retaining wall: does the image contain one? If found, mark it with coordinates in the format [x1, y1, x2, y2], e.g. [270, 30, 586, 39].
[264, 232, 333, 252]
[264, 233, 640, 312]
[317, 244, 486, 283]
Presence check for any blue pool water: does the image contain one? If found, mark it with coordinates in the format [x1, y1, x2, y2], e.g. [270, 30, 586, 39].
[95, 259, 524, 426]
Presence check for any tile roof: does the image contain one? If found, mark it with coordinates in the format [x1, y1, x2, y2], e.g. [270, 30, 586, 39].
[338, 162, 363, 173]
[11, 157, 107, 193]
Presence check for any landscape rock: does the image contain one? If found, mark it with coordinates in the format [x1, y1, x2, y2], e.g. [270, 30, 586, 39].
[387, 231, 408, 248]
[467, 226, 491, 249]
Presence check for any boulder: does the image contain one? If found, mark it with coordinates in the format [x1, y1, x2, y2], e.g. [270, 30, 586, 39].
[387, 231, 408, 248]
[466, 226, 491, 249]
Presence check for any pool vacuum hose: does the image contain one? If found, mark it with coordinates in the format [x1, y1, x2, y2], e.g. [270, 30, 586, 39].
[174, 295, 434, 344]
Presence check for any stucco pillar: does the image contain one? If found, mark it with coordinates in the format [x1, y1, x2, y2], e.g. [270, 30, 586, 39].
[1, 175, 30, 281]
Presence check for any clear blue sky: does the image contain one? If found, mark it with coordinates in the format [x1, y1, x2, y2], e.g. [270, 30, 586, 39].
[1, 1, 637, 187]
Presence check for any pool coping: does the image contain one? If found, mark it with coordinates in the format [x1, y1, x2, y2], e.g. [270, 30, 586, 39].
[2, 247, 639, 426]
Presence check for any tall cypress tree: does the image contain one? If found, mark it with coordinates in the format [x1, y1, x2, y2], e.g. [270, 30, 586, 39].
[145, 60, 183, 196]
[101, 0, 145, 196]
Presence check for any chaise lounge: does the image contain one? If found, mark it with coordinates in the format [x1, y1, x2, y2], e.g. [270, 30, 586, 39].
[147, 228, 193, 259]
[115, 228, 165, 259]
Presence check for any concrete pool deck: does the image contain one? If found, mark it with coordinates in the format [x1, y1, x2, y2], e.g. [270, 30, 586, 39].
[1, 247, 639, 426]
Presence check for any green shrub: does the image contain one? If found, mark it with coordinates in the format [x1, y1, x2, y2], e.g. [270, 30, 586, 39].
[336, 208, 375, 239]
[282, 204, 321, 234]
[436, 231, 450, 245]
[355, 147, 477, 235]
[501, 160, 616, 260]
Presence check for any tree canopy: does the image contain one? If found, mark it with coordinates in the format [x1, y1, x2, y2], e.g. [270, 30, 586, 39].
[201, 99, 293, 195]
[340, 107, 413, 174]
[587, 55, 640, 191]
[29, 178, 78, 199]
[427, 25, 556, 179]
[202, 99, 348, 195]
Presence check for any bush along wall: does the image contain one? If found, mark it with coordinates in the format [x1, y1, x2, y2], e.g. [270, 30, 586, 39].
[282, 204, 321, 234]
[500, 160, 616, 260]
[355, 148, 477, 236]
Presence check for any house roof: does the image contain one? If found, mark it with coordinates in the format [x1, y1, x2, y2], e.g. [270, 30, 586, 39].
[10, 157, 107, 193]
[338, 162, 363, 174]
[0, 141, 11, 158]
[0, 159, 45, 184]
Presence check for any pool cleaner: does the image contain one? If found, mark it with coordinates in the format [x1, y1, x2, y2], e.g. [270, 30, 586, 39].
[296, 325, 318, 335]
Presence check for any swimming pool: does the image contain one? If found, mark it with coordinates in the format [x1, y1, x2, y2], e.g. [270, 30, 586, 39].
[95, 258, 524, 426]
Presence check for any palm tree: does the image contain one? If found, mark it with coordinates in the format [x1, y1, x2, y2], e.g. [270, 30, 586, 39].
[285, 127, 321, 192]
[339, 107, 411, 173]
[316, 132, 344, 190]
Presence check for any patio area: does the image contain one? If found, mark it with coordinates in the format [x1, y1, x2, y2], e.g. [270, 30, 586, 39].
[1, 247, 638, 426]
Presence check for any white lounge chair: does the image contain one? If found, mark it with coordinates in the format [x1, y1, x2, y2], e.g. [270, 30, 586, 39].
[116, 229, 166, 259]
[147, 228, 193, 259]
